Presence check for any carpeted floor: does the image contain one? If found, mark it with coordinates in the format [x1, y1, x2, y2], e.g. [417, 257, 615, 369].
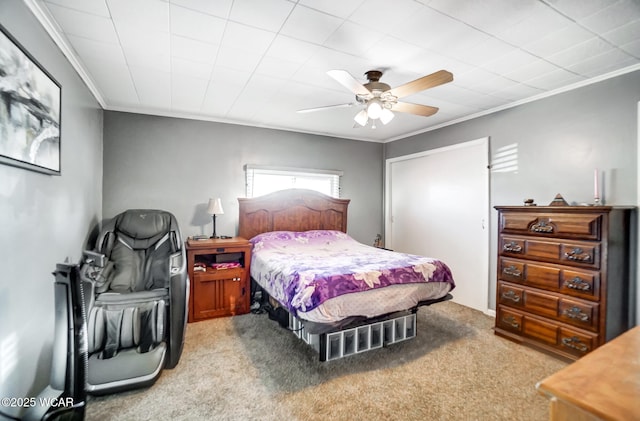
[86, 301, 567, 420]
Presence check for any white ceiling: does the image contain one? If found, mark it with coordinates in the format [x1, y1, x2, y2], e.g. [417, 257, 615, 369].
[27, 0, 640, 142]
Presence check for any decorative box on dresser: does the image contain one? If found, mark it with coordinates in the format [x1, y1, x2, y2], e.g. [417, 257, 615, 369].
[494, 206, 634, 361]
[186, 237, 251, 322]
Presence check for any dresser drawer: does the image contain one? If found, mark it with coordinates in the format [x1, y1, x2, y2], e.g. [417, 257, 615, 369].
[558, 327, 598, 358]
[499, 281, 599, 331]
[522, 311, 559, 346]
[499, 258, 559, 290]
[558, 298, 599, 331]
[500, 212, 602, 240]
[499, 258, 600, 299]
[498, 282, 525, 308]
[500, 235, 600, 269]
[560, 269, 600, 301]
[496, 306, 523, 334]
[524, 316, 597, 357]
[497, 306, 598, 358]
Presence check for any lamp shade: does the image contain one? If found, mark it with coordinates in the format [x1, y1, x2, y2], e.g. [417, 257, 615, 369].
[380, 108, 395, 125]
[207, 198, 224, 215]
[354, 109, 368, 126]
[366, 100, 382, 119]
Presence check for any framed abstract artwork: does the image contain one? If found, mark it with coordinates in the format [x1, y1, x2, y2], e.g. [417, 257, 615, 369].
[0, 23, 61, 175]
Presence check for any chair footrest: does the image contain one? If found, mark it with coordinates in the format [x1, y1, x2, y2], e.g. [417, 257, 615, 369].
[87, 343, 166, 394]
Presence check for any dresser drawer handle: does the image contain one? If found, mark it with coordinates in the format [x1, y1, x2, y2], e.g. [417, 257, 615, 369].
[561, 336, 589, 352]
[503, 241, 523, 253]
[501, 290, 521, 303]
[503, 265, 522, 278]
[564, 277, 591, 291]
[502, 315, 520, 329]
[562, 306, 589, 322]
[565, 248, 592, 262]
[531, 221, 554, 233]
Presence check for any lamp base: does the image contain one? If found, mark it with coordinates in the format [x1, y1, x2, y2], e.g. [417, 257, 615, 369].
[210, 214, 220, 239]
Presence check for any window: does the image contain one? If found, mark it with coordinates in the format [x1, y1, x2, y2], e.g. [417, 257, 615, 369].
[245, 165, 342, 198]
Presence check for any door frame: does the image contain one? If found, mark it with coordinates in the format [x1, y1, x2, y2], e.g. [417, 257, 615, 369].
[636, 101, 640, 325]
[384, 137, 491, 314]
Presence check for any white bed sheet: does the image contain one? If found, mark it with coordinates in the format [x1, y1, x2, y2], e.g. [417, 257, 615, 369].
[298, 281, 452, 324]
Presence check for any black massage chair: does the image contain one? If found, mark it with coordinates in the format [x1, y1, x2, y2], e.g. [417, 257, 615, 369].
[79, 209, 189, 394]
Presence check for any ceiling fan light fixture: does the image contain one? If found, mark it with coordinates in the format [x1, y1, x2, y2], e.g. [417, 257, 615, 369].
[380, 108, 394, 125]
[354, 109, 368, 126]
[366, 100, 383, 119]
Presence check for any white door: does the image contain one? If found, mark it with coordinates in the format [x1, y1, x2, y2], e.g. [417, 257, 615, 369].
[385, 138, 489, 313]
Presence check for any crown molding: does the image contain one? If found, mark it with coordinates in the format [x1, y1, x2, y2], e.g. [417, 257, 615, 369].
[385, 63, 640, 143]
[23, 0, 106, 108]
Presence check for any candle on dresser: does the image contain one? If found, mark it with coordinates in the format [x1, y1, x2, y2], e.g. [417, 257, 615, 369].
[594, 168, 600, 202]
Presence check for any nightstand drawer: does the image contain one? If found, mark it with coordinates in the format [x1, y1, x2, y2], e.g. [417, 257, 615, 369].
[194, 268, 244, 282]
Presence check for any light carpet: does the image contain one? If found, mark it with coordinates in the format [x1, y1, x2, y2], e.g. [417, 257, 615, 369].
[86, 301, 567, 420]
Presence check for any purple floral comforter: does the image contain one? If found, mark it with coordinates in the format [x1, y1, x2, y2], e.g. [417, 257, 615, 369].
[250, 230, 455, 316]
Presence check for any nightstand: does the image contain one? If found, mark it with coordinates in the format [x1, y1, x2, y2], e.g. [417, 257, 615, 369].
[186, 237, 251, 322]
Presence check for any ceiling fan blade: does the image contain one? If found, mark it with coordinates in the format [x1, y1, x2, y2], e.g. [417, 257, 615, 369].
[297, 103, 355, 113]
[392, 102, 439, 117]
[327, 70, 371, 96]
[389, 70, 453, 98]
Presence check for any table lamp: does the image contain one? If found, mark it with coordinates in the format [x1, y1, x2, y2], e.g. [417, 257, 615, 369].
[207, 198, 224, 238]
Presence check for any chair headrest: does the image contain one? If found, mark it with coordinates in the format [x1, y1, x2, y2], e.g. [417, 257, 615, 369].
[115, 210, 172, 240]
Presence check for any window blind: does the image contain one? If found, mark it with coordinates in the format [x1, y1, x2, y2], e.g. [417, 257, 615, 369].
[245, 165, 342, 198]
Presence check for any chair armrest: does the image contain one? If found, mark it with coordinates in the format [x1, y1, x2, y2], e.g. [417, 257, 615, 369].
[166, 249, 189, 369]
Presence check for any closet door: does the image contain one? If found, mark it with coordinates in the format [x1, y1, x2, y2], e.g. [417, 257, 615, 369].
[386, 138, 489, 313]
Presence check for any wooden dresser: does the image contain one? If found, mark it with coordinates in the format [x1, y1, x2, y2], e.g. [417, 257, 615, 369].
[494, 206, 634, 360]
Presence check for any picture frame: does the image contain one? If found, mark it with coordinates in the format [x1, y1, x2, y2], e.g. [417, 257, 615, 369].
[0, 23, 61, 175]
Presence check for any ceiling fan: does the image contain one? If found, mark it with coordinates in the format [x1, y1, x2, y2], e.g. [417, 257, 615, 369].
[297, 69, 453, 128]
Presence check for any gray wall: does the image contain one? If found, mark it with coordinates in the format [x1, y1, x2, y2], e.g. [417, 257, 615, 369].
[385, 70, 640, 312]
[103, 111, 384, 245]
[0, 0, 103, 415]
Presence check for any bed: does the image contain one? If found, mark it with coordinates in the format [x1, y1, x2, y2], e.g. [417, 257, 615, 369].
[238, 189, 455, 361]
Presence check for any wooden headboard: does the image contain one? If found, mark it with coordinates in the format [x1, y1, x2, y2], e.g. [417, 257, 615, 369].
[238, 189, 350, 240]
